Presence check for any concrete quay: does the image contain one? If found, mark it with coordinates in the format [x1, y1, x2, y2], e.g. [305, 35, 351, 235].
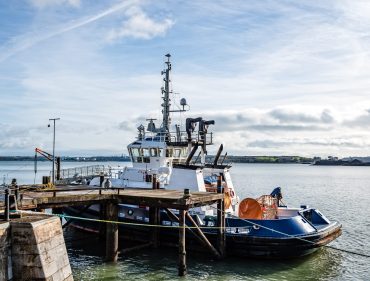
[0, 215, 72, 281]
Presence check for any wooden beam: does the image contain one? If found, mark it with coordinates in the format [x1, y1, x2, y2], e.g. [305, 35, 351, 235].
[178, 210, 187, 276]
[150, 175, 160, 248]
[185, 212, 221, 259]
[120, 242, 153, 254]
[61, 204, 92, 229]
[164, 208, 220, 258]
[105, 202, 119, 262]
[217, 198, 226, 258]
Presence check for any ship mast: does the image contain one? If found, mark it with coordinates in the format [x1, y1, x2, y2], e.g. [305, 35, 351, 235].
[161, 54, 171, 134]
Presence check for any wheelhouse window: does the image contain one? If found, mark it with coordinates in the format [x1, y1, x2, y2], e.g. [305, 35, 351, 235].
[142, 148, 150, 157]
[130, 148, 143, 163]
[174, 149, 181, 157]
[150, 148, 158, 157]
[142, 148, 150, 163]
[181, 148, 187, 157]
[166, 148, 173, 157]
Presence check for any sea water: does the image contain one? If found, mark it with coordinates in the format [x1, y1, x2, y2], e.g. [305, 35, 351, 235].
[1, 161, 369, 280]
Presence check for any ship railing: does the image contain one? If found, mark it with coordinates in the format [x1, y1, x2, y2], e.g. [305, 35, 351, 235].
[58, 165, 107, 180]
[143, 130, 213, 145]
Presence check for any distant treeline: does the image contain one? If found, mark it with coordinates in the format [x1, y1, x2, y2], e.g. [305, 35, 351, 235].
[223, 156, 313, 164]
[0, 155, 313, 164]
[0, 156, 131, 162]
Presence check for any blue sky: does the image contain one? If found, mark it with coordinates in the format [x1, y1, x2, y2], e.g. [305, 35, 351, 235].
[1, 0, 370, 157]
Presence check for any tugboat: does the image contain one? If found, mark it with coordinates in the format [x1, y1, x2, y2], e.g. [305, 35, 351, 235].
[65, 54, 341, 258]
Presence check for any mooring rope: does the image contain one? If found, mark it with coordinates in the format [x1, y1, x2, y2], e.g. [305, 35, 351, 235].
[11, 208, 370, 259]
[210, 205, 370, 258]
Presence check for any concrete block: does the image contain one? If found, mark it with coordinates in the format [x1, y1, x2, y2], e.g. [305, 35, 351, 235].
[10, 216, 73, 281]
[0, 222, 10, 281]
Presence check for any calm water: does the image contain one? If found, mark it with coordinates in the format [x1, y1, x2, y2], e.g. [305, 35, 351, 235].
[1, 161, 369, 280]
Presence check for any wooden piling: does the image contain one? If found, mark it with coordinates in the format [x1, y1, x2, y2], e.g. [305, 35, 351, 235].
[4, 189, 9, 222]
[165, 208, 220, 258]
[2, 185, 225, 274]
[217, 177, 226, 258]
[105, 202, 119, 262]
[150, 175, 160, 248]
[99, 203, 107, 240]
[178, 209, 187, 276]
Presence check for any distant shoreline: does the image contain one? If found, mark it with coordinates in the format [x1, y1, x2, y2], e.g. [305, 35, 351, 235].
[1, 156, 370, 166]
[0, 155, 312, 164]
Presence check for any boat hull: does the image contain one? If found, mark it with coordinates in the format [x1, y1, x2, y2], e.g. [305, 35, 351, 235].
[63, 206, 341, 258]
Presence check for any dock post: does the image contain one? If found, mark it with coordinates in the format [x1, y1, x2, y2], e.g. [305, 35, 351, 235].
[4, 188, 10, 221]
[105, 202, 119, 262]
[99, 203, 106, 240]
[217, 176, 226, 258]
[99, 174, 104, 187]
[150, 174, 160, 248]
[178, 209, 187, 276]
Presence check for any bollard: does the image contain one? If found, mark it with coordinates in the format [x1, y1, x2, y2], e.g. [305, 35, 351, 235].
[183, 188, 190, 199]
[15, 186, 19, 201]
[152, 174, 157, 189]
[4, 188, 10, 221]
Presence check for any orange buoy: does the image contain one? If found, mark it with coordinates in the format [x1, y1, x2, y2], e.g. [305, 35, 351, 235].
[238, 198, 263, 219]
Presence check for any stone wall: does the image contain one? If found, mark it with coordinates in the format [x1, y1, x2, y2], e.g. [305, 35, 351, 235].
[0, 222, 10, 281]
[0, 215, 73, 281]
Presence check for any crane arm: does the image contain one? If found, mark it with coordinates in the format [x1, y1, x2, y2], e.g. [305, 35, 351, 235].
[35, 148, 54, 162]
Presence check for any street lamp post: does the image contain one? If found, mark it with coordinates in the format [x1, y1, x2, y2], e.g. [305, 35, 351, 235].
[48, 118, 60, 185]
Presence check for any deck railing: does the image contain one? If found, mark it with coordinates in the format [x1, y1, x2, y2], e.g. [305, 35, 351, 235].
[59, 165, 106, 180]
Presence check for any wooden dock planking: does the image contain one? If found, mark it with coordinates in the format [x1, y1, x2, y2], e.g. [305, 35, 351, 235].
[1, 185, 225, 276]
[1, 185, 223, 210]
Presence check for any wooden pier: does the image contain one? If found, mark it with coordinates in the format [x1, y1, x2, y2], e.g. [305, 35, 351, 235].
[1, 185, 225, 277]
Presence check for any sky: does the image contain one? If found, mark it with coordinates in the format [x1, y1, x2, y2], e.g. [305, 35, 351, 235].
[1, 0, 370, 157]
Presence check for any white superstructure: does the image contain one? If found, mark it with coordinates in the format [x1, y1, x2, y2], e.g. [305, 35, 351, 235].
[90, 54, 239, 215]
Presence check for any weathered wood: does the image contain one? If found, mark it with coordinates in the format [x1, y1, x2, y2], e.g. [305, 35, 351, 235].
[217, 198, 226, 258]
[164, 208, 220, 258]
[105, 202, 119, 262]
[178, 210, 187, 276]
[62, 204, 92, 229]
[4, 189, 9, 221]
[150, 175, 160, 248]
[99, 203, 106, 240]
[1, 186, 224, 211]
[185, 212, 221, 258]
[120, 242, 152, 254]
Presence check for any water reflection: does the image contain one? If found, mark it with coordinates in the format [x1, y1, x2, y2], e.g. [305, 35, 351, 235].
[65, 229, 344, 281]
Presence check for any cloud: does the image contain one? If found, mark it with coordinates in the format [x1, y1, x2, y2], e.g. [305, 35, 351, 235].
[247, 139, 364, 149]
[343, 109, 370, 128]
[197, 107, 335, 133]
[0, 0, 139, 63]
[2, 1, 370, 157]
[29, 0, 81, 8]
[0, 123, 38, 151]
[247, 124, 328, 132]
[269, 109, 334, 124]
[106, 7, 174, 41]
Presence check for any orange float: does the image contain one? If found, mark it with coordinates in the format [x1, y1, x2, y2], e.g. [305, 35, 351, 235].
[238, 198, 263, 219]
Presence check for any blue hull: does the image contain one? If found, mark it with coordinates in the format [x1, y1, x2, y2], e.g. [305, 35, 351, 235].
[63, 206, 341, 258]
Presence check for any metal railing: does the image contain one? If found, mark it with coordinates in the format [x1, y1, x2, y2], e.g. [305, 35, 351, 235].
[59, 165, 106, 180]
[141, 131, 214, 145]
